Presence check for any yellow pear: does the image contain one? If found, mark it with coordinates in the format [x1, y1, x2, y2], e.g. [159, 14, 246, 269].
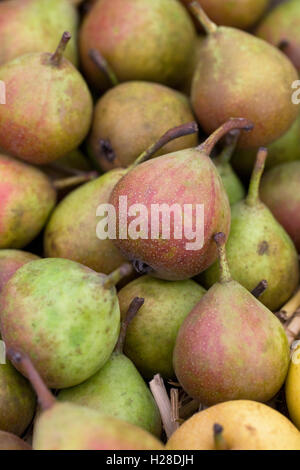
[286, 343, 300, 429]
[166, 400, 300, 450]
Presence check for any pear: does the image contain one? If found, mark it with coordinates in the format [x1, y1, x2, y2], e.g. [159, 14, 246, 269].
[88, 81, 198, 172]
[0, 0, 78, 66]
[0, 258, 133, 388]
[57, 298, 161, 437]
[260, 161, 300, 252]
[8, 350, 164, 450]
[166, 400, 300, 450]
[118, 276, 206, 379]
[0, 32, 93, 165]
[0, 360, 36, 436]
[180, 35, 204, 96]
[44, 123, 198, 274]
[0, 431, 31, 450]
[190, 4, 299, 149]
[0, 250, 39, 293]
[0, 154, 56, 249]
[256, 0, 300, 72]
[232, 114, 300, 178]
[173, 232, 290, 405]
[286, 343, 300, 429]
[110, 118, 253, 280]
[213, 131, 246, 205]
[203, 149, 300, 311]
[79, 0, 196, 90]
[181, 0, 269, 30]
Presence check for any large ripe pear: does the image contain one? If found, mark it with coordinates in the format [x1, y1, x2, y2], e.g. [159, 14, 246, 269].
[0, 259, 132, 388]
[191, 4, 299, 149]
[173, 233, 290, 405]
[203, 149, 299, 311]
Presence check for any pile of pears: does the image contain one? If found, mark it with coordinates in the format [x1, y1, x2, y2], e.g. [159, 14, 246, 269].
[0, 0, 300, 452]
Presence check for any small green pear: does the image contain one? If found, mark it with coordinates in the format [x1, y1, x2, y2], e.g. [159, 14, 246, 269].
[57, 298, 161, 437]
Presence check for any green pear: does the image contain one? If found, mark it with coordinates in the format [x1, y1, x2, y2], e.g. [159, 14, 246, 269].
[118, 276, 206, 379]
[0, 258, 133, 388]
[202, 148, 300, 311]
[57, 298, 161, 437]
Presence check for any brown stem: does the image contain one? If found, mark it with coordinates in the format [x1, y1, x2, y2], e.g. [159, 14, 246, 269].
[88, 49, 119, 87]
[246, 148, 268, 207]
[170, 388, 181, 427]
[198, 118, 254, 156]
[52, 171, 98, 190]
[6, 348, 56, 411]
[213, 423, 229, 450]
[284, 312, 300, 345]
[251, 280, 268, 299]
[115, 297, 144, 353]
[149, 374, 178, 439]
[131, 122, 198, 168]
[278, 289, 300, 321]
[103, 263, 133, 289]
[50, 32, 71, 66]
[189, 1, 218, 34]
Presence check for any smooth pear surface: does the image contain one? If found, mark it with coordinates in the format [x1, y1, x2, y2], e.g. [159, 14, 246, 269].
[286, 344, 300, 430]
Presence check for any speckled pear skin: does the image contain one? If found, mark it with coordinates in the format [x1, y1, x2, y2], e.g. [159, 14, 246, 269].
[181, 0, 269, 30]
[173, 278, 290, 405]
[44, 169, 126, 274]
[118, 276, 206, 378]
[0, 431, 31, 450]
[260, 161, 300, 252]
[166, 400, 300, 450]
[33, 402, 164, 450]
[79, 0, 196, 90]
[0, 155, 56, 249]
[109, 149, 231, 280]
[0, 258, 121, 389]
[232, 114, 300, 178]
[0, 0, 78, 67]
[0, 250, 39, 293]
[256, 0, 300, 72]
[0, 51, 93, 165]
[0, 361, 36, 436]
[57, 353, 162, 437]
[191, 27, 299, 149]
[88, 81, 198, 172]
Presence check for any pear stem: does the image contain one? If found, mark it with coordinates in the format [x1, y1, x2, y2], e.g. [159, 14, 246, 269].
[149, 374, 179, 438]
[6, 348, 56, 411]
[278, 289, 300, 321]
[198, 118, 254, 156]
[52, 171, 98, 190]
[214, 131, 240, 166]
[246, 147, 268, 207]
[189, 1, 218, 34]
[251, 280, 268, 299]
[115, 297, 144, 353]
[213, 232, 232, 283]
[50, 31, 71, 66]
[213, 423, 229, 450]
[103, 263, 133, 289]
[88, 49, 119, 87]
[130, 122, 198, 169]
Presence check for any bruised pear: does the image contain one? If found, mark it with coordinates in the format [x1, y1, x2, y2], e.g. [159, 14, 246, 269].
[79, 0, 196, 90]
[0, 0, 78, 67]
[88, 81, 198, 172]
[256, 0, 300, 73]
[57, 298, 161, 437]
[191, 4, 299, 149]
[0, 259, 133, 388]
[44, 123, 198, 273]
[109, 118, 254, 280]
[173, 232, 290, 405]
[7, 350, 164, 450]
[260, 161, 300, 252]
[0, 155, 56, 249]
[203, 148, 299, 311]
[0, 250, 39, 293]
[0, 32, 93, 165]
